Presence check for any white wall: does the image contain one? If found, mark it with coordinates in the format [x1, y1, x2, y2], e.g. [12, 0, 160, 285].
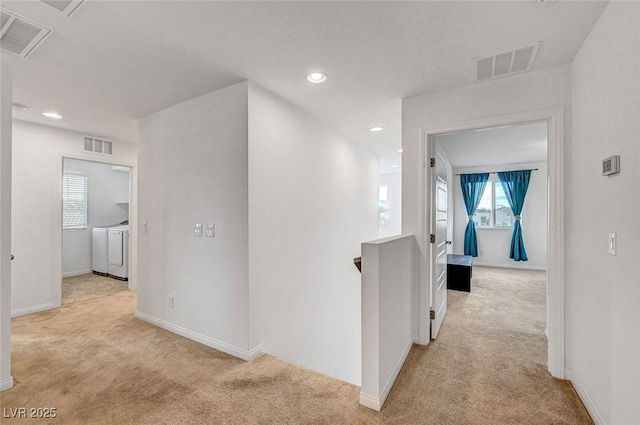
[402, 64, 570, 340]
[568, 2, 640, 424]
[11, 120, 137, 316]
[136, 82, 252, 358]
[0, 53, 14, 390]
[248, 83, 379, 385]
[379, 172, 402, 238]
[62, 159, 130, 277]
[451, 162, 548, 270]
[136, 81, 378, 382]
[360, 235, 416, 411]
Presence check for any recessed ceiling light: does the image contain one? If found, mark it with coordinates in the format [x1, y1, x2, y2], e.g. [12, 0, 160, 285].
[369, 126, 384, 132]
[12, 103, 27, 111]
[391, 164, 399, 168]
[307, 72, 327, 84]
[43, 112, 63, 119]
[397, 149, 403, 153]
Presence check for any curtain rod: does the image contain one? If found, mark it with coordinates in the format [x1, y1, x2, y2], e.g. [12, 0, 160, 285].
[455, 168, 538, 176]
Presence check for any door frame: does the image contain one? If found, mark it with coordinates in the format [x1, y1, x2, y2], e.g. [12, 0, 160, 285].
[58, 154, 137, 308]
[418, 107, 565, 379]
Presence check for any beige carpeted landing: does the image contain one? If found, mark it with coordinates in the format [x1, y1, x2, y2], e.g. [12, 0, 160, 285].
[62, 273, 128, 304]
[1, 267, 592, 424]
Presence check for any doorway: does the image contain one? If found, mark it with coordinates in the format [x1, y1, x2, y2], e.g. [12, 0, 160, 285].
[434, 120, 548, 338]
[61, 158, 132, 304]
[419, 108, 565, 379]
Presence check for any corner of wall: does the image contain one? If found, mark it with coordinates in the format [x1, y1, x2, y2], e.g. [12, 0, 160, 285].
[136, 81, 251, 357]
[0, 51, 14, 392]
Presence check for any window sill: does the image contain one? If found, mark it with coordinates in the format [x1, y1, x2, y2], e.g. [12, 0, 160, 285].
[476, 226, 513, 230]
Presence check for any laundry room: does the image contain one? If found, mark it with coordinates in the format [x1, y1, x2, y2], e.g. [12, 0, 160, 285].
[62, 157, 131, 304]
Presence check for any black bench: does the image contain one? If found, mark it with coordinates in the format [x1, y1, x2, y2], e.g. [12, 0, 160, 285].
[447, 254, 473, 292]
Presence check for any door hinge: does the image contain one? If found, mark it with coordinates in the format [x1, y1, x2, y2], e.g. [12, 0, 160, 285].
[430, 234, 436, 243]
[430, 157, 435, 167]
[430, 310, 435, 320]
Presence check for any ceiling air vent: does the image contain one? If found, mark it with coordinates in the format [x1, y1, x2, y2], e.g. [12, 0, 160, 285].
[475, 42, 541, 82]
[40, 0, 85, 17]
[41, 1, 73, 12]
[0, 8, 51, 58]
[84, 137, 113, 156]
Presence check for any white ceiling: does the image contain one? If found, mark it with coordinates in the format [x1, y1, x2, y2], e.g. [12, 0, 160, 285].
[380, 154, 403, 175]
[5, 1, 607, 159]
[437, 121, 548, 169]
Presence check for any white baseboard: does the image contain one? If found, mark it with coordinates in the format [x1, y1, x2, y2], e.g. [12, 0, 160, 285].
[413, 335, 431, 346]
[472, 261, 547, 271]
[62, 269, 93, 278]
[0, 376, 14, 391]
[247, 344, 264, 361]
[134, 311, 262, 362]
[11, 302, 56, 317]
[360, 341, 413, 412]
[359, 392, 382, 411]
[566, 370, 604, 425]
[380, 341, 413, 406]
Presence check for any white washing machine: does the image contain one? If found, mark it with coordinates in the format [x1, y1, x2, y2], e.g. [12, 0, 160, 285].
[91, 227, 109, 275]
[92, 224, 129, 281]
[107, 225, 129, 280]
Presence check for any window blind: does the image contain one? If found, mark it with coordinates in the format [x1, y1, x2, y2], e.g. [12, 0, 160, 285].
[63, 174, 88, 229]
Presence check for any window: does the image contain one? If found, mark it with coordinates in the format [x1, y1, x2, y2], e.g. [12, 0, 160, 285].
[472, 181, 514, 228]
[379, 185, 389, 226]
[63, 173, 88, 230]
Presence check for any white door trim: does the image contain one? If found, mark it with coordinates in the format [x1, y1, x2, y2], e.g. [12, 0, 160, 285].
[418, 107, 565, 379]
[58, 154, 138, 302]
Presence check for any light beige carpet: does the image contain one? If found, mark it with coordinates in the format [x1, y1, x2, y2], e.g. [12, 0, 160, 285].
[1, 267, 592, 424]
[62, 273, 128, 304]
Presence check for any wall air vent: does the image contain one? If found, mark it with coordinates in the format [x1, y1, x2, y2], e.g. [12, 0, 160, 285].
[475, 42, 541, 82]
[84, 136, 113, 156]
[40, 0, 85, 17]
[0, 8, 51, 58]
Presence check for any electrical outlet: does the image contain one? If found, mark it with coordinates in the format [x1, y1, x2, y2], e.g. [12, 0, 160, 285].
[206, 224, 215, 237]
[168, 296, 174, 308]
[142, 220, 148, 233]
[194, 223, 203, 237]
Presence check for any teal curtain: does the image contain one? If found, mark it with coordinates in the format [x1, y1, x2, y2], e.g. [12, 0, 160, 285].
[460, 173, 489, 257]
[498, 170, 531, 261]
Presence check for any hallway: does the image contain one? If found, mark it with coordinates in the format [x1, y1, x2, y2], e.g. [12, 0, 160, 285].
[388, 266, 591, 424]
[1, 267, 591, 424]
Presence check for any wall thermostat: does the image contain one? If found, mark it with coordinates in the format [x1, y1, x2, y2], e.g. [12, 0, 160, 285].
[602, 155, 620, 176]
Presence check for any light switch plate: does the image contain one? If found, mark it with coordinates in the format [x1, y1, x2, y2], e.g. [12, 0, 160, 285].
[206, 224, 215, 237]
[608, 232, 616, 255]
[194, 223, 203, 237]
[142, 220, 148, 233]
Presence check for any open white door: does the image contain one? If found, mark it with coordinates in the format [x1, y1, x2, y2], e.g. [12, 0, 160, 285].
[430, 141, 449, 339]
